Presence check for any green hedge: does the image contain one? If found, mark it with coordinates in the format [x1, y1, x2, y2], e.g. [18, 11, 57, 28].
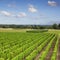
[26, 30, 48, 33]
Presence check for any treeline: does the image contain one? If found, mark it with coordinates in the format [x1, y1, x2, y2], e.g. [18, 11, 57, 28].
[0, 23, 60, 29]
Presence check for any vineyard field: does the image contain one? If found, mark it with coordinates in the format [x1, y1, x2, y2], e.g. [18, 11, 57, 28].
[0, 32, 59, 60]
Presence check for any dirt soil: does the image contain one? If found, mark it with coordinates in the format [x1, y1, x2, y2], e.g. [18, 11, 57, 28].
[34, 40, 51, 60]
[45, 39, 56, 60]
[56, 39, 60, 60]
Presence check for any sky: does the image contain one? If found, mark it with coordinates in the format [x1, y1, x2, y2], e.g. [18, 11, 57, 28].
[0, 0, 60, 25]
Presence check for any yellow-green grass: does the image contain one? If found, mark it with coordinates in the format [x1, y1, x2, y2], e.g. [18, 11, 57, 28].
[0, 28, 32, 32]
[0, 28, 60, 35]
[48, 29, 60, 34]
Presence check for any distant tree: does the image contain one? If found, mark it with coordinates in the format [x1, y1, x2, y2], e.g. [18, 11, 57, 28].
[58, 24, 60, 29]
[40, 26, 45, 29]
[52, 23, 58, 29]
[0, 24, 60, 29]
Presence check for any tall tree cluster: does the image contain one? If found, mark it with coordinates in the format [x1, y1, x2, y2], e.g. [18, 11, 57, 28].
[0, 23, 60, 29]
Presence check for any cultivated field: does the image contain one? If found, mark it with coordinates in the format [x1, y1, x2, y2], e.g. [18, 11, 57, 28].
[0, 29, 60, 60]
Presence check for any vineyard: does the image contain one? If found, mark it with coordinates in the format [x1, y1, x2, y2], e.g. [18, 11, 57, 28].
[0, 32, 59, 60]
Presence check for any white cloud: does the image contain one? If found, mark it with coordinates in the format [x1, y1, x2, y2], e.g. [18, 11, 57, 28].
[28, 5, 37, 13]
[17, 12, 27, 18]
[8, 4, 16, 8]
[0, 11, 12, 16]
[0, 11, 27, 18]
[48, 1, 57, 6]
